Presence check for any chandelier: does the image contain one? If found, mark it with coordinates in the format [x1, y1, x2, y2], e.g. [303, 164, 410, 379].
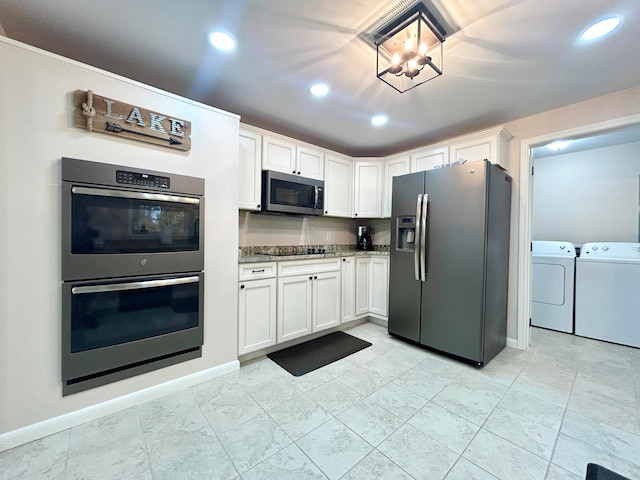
[375, 3, 446, 93]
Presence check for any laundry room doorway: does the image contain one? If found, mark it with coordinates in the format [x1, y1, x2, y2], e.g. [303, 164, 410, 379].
[516, 114, 640, 350]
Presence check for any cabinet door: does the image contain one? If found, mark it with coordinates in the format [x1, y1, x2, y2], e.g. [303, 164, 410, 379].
[369, 257, 389, 317]
[313, 270, 341, 332]
[277, 274, 312, 342]
[411, 147, 448, 172]
[238, 129, 262, 211]
[297, 146, 324, 180]
[324, 154, 353, 217]
[353, 161, 382, 218]
[355, 257, 370, 316]
[262, 135, 297, 174]
[383, 155, 409, 218]
[238, 278, 276, 355]
[340, 257, 356, 323]
[449, 136, 496, 165]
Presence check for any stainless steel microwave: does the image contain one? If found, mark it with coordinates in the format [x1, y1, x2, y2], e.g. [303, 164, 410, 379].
[261, 170, 324, 216]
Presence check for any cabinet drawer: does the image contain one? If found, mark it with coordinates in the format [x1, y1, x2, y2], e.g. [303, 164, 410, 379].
[239, 262, 277, 280]
[278, 258, 341, 277]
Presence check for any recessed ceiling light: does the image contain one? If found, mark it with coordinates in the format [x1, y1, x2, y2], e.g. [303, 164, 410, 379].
[580, 17, 620, 40]
[371, 115, 388, 126]
[309, 83, 330, 97]
[209, 31, 236, 51]
[546, 140, 573, 151]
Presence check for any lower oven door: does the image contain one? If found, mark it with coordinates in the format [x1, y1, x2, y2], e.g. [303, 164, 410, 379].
[62, 272, 204, 393]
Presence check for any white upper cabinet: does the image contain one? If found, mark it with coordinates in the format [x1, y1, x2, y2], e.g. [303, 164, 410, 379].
[238, 128, 263, 211]
[410, 146, 448, 172]
[353, 159, 383, 218]
[448, 126, 511, 168]
[262, 135, 297, 173]
[324, 154, 353, 217]
[383, 154, 409, 218]
[297, 145, 324, 180]
[262, 135, 324, 180]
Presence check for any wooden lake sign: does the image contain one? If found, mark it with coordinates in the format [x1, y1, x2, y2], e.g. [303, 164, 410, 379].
[73, 90, 191, 151]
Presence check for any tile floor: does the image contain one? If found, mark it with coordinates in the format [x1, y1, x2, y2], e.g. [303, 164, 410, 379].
[2, 323, 640, 480]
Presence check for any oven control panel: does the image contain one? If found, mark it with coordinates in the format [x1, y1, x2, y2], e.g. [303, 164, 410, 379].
[116, 170, 170, 189]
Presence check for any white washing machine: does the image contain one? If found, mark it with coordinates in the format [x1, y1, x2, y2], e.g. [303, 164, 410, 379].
[531, 241, 576, 333]
[575, 242, 640, 348]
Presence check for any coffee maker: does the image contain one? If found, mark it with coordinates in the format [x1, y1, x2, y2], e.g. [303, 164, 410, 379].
[357, 225, 373, 251]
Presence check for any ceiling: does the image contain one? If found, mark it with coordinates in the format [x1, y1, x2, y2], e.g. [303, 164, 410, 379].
[1, 0, 639, 156]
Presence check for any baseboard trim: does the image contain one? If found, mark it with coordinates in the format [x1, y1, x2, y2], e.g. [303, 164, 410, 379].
[0, 360, 239, 453]
[506, 337, 519, 349]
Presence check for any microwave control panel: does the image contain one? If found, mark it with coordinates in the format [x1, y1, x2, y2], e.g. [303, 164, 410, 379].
[116, 170, 170, 189]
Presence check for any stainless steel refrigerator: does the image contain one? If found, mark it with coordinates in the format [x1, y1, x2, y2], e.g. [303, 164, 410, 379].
[388, 160, 512, 366]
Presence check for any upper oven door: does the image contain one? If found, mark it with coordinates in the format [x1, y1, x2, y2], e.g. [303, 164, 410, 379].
[62, 182, 204, 280]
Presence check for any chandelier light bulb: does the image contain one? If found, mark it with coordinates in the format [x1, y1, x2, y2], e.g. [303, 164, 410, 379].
[389, 53, 403, 74]
[405, 38, 413, 51]
[419, 42, 427, 55]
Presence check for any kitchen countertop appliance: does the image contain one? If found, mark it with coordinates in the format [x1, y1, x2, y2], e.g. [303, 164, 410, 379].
[388, 160, 512, 366]
[357, 225, 373, 251]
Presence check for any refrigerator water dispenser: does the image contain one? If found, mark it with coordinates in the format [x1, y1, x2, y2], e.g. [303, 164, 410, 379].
[396, 216, 416, 251]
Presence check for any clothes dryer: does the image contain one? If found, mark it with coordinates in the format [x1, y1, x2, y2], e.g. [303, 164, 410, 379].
[531, 241, 576, 333]
[575, 242, 640, 348]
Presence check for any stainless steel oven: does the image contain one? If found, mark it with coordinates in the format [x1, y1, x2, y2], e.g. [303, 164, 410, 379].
[62, 157, 204, 280]
[61, 158, 205, 395]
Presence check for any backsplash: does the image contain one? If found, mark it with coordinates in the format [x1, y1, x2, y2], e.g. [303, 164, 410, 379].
[239, 244, 390, 257]
[239, 211, 390, 247]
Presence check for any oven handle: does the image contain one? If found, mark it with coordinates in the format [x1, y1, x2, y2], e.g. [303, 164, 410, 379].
[71, 186, 200, 204]
[72, 276, 200, 295]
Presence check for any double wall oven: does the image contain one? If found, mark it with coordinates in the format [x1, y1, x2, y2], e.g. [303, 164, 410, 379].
[61, 157, 204, 395]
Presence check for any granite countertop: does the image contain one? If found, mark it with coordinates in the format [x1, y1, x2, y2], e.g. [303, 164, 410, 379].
[239, 245, 389, 264]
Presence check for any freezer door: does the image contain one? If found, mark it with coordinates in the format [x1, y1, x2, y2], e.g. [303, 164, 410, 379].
[388, 172, 425, 342]
[420, 162, 488, 363]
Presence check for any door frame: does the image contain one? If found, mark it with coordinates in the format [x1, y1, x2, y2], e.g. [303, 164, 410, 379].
[516, 113, 640, 350]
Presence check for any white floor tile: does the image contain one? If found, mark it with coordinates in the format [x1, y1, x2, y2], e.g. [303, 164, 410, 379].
[378, 423, 459, 480]
[296, 418, 372, 480]
[463, 429, 548, 480]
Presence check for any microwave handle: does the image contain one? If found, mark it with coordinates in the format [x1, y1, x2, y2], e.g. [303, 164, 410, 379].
[72, 275, 200, 295]
[71, 186, 200, 205]
[314, 186, 319, 209]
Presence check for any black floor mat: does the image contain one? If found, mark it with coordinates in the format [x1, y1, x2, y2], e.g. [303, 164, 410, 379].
[267, 331, 372, 376]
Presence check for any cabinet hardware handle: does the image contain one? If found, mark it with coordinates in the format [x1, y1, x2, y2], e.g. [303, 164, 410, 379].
[240, 285, 245, 289]
[314, 276, 317, 279]
[309, 276, 313, 280]
[325, 210, 328, 214]
[355, 213, 358, 216]
[342, 258, 345, 262]
[297, 171, 301, 175]
[252, 269, 265, 273]
[257, 204, 261, 208]
[292, 170, 296, 174]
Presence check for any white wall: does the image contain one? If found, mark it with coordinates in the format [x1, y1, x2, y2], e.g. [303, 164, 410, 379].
[532, 142, 640, 244]
[0, 38, 239, 437]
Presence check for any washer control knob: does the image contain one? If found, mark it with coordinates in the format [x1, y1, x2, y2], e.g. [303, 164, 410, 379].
[560, 245, 566, 250]
[592, 246, 598, 251]
[602, 245, 609, 252]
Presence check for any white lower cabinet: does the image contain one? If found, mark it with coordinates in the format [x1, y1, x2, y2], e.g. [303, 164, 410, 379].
[369, 257, 389, 317]
[238, 263, 277, 355]
[355, 257, 370, 316]
[239, 255, 388, 355]
[277, 259, 341, 343]
[340, 257, 356, 323]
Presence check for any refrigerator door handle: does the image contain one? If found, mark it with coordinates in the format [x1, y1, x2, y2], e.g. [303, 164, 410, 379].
[414, 194, 422, 281]
[420, 194, 428, 281]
